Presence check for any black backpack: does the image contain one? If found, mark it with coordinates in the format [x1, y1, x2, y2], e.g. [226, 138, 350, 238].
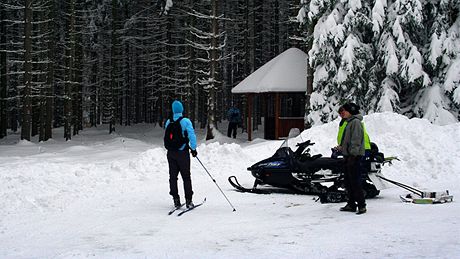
[164, 117, 188, 150]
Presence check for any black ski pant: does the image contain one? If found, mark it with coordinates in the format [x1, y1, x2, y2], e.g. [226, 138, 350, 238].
[227, 122, 238, 138]
[343, 155, 366, 208]
[167, 150, 193, 201]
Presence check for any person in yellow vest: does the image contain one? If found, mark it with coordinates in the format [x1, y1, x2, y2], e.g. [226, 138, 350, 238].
[336, 114, 371, 154]
[335, 102, 367, 215]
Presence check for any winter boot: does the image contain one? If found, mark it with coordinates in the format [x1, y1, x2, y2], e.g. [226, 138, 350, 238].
[356, 207, 367, 215]
[173, 197, 181, 208]
[186, 199, 195, 209]
[339, 203, 357, 212]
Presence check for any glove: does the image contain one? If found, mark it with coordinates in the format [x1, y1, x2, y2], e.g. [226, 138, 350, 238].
[331, 148, 339, 159]
[191, 149, 198, 157]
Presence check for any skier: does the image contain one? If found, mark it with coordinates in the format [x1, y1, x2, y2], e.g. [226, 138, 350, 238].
[227, 106, 241, 138]
[335, 102, 367, 214]
[164, 100, 198, 209]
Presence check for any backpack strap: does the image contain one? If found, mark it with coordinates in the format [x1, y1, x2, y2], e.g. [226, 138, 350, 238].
[175, 116, 185, 136]
[178, 117, 189, 144]
[169, 116, 183, 124]
[173, 116, 189, 148]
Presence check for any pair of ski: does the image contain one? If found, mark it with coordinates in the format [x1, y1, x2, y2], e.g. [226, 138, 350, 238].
[168, 198, 206, 216]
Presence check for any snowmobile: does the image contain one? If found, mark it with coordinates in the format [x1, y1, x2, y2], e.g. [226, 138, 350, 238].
[228, 129, 389, 203]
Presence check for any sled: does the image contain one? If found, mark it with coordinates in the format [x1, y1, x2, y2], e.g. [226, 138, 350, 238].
[377, 174, 454, 204]
[400, 192, 453, 204]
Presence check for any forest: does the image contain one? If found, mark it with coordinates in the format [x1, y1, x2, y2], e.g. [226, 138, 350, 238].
[0, 0, 459, 141]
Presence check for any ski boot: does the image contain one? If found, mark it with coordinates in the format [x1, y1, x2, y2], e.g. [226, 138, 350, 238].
[186, 199, 195, 209]
[356, 207, 367, 215]
[173, 197, 181, 209]
[339, 203, 357, 212]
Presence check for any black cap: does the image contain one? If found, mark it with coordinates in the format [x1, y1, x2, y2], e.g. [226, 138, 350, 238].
[341, 102, 360, 115]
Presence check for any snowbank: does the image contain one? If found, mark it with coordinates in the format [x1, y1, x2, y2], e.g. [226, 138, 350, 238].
[0, 113, 459, 258]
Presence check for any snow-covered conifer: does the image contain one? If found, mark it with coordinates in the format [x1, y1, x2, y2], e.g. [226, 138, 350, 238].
[412, 0, 459, 123]
[298, 0, 340, 124]
[299, 0, 459, 124]
[303, 0, 375, 123]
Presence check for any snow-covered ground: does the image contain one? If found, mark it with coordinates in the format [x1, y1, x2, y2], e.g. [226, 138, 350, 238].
[1, 112, 459, 258]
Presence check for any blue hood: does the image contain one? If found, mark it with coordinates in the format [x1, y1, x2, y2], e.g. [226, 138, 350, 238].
[166, 100, 197, 150]
[172, 100, 184, 114]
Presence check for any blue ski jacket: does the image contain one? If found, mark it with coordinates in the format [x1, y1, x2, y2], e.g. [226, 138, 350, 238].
[165, 100, 197, 151]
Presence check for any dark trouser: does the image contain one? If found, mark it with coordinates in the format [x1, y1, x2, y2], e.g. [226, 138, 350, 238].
[167, 150, 193, 201]
[227, 122, 238, 138]
[344, 155, 366, 208]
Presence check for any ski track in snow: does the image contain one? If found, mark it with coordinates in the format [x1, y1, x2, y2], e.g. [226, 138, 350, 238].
[0, 113, 459, 258]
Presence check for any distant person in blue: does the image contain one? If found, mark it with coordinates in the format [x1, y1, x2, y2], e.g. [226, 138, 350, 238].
[227, 106, 241, 138]
[164, 100, 197, 209]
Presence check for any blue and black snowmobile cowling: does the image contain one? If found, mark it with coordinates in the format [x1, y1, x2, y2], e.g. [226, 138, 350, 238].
[228, 139, 386, 203]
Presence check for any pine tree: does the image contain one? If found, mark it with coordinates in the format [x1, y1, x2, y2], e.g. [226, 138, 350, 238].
[185, 0, 225, 140]
[336, 0, 375, 107]
[298, 0, 459, 125]
[413, 0, 460, 124]
[369, 0, 400, 113]
[298, 0, 344, 124]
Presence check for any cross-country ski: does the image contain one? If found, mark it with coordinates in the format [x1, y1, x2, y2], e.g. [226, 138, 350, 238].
[168, 204, 185, 215]
[177, 198, 206, 216]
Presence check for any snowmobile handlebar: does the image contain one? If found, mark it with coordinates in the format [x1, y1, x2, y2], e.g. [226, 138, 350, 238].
[293, 140, 315, 158]
[382, 156, 400, 165]
[296, 140, 314, 148]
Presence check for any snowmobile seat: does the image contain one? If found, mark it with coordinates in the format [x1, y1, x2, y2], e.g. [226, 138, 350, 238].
[299, 153, 322, 162]
[295, 157, 344, 173]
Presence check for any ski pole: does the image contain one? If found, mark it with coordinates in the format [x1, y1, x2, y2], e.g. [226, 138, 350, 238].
[195, 156, 236, 212]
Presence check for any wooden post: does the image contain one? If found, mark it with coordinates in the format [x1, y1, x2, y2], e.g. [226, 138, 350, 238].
[247, 93, 253, 141]
[275, 93, 280, 140]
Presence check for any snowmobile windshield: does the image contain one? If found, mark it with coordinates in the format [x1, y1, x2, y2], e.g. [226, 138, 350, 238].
[279, 128, 302, 150]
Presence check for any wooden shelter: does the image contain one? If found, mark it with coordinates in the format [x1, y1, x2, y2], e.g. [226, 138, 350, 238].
[232, 48, 307, 141]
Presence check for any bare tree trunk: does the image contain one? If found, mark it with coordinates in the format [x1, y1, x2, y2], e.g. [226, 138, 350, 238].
[64, 0, 76, 140]
[109, 0, 118, 133]
[304, 21, 316, 129]
[0, 3, 7, 138]
[21, 0, 33, 141]
[31, 4, 52, 142]
[206, 0, 219, 140]
[38, 8, 46, 142]
[124, 4, 131, 126]
[73, 9, 83, 136]
[45, 1, 55, 140]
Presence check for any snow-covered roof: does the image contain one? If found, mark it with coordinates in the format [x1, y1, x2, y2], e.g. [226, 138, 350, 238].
[232, 47, 308, 93]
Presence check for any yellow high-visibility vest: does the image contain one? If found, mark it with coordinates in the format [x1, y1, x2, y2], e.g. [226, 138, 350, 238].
[337, 120, 371, 150]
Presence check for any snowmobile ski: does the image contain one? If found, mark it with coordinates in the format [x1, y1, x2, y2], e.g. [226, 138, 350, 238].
[168, 203, 185, 215]
[177, 198, 206, 216]
[228, 176, 303, 195]
[228, 176, 272, 194]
